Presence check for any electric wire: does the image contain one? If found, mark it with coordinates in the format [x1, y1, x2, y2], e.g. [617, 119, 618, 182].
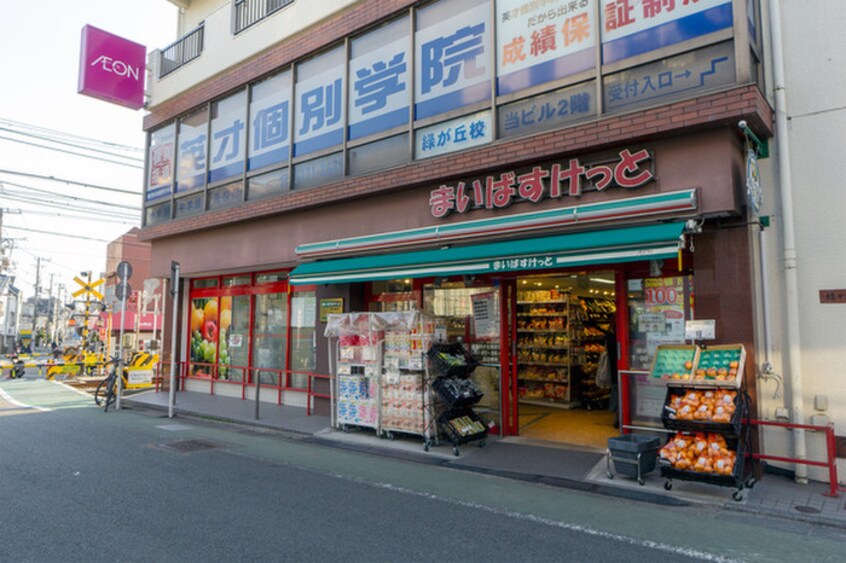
[0, 180, 141, 212]
[0, 117, 143, 155]
[0, 168, 141, 196]
[4, 225, 110, 243]
[0, 132, 144, 169]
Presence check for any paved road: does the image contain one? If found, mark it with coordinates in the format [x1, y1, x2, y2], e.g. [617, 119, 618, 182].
[1, 379, 843, 562]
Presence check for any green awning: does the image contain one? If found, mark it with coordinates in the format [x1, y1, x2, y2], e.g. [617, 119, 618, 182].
[289, 222, 685, 285]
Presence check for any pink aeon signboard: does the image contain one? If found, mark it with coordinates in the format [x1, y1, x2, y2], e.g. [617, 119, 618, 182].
[78, 25, 146, 110]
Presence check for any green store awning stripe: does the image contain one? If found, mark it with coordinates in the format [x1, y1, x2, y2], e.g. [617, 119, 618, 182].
[290, 222, 685, 285]
[295, 189, 697, 258]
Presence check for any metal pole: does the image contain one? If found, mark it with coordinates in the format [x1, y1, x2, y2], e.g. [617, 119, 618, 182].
[254, 370, 261, 420]
[116, 274, 128, 411]
[168, 262, 180, 418]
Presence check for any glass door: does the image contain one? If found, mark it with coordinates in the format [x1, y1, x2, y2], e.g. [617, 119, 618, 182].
[252, 292, 288, 385]
[220, 295, 251, 381]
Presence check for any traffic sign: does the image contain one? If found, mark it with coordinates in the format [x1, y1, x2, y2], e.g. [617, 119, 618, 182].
[117, 261, 133, 280]
[72, 275, 105, 300]
[115, 282, 132, 302]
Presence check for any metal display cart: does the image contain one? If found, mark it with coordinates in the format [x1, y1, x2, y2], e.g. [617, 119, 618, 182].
[426, 342, 488, 456]
[655, 344, 755, 500]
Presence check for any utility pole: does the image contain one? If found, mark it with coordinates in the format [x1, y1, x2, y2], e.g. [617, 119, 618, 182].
[31, 256, 41, 342]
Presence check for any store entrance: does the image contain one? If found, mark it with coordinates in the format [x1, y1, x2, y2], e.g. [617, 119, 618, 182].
[514, 272, 619, 449]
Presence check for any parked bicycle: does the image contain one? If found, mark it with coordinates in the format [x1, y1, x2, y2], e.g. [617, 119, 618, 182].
[94, 358, 128, 412]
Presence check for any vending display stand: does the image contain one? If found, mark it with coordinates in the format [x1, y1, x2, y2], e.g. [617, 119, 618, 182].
[426, 342, 488, 456]
[325, 311, 441, 445]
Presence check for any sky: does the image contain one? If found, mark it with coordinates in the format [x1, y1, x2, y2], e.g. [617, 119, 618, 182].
[0, 0, 178, 302]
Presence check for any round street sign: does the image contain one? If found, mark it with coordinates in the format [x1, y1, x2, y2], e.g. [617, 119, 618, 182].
[117, 261, 133, 280]
[115, 282, 132, 302]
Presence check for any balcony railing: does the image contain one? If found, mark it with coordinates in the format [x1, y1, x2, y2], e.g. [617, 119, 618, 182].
[159, 23, 205, 78]
[233, 0, 294, 34]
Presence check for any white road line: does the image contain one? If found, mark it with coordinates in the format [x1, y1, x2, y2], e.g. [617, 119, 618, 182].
[327, 471, 742, 562]
[0, 386, 51, 412]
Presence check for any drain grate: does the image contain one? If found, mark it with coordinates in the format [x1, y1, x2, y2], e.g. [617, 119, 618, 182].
[793, 505, 821, 514]
[160, 438, 223, 453]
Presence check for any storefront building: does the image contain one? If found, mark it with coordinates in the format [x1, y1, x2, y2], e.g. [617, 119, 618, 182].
[141, 0, 772, 450]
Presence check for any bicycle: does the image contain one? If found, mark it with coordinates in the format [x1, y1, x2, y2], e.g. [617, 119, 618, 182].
[94, 358, 128, 412]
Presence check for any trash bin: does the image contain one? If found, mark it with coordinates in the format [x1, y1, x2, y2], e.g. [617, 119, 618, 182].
[606, 434, 661, 485]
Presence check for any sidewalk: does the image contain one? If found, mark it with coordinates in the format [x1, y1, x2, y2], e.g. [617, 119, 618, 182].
[124, 389, 846, 529]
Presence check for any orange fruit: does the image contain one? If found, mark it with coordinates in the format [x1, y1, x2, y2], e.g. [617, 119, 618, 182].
[203, 299, 219, 326]
[191, 305, 205, 334]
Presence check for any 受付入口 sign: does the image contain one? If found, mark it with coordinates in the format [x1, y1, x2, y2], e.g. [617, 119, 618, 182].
[78, 25, 146, 110]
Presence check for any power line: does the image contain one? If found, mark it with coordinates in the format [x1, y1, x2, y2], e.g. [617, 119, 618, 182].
[18, 209, 138, 225]
[0, 132, 144, 169]
[0, 168, 142, 196]
[0, 180, 141, 212]
[0, 117, 143, 154]
[4, 225, 110, 243]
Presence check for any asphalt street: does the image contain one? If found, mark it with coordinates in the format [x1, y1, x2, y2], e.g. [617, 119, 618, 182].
[1, 377, 843, 562]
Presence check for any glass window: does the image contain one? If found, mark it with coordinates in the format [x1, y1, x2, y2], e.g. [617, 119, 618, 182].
[293, 152, 344, 190]
[252, 292, 288, 385]
[495, 0, 595, 96]
[256, 271, 287, 284]
[603, 41, 735, 114]
[349, 134, 409, 176]
[219, 295, 251, 382]
[146, 123, 175, 204]
[174, 193, 204, 218]
[223, 275, 252, 287]
[145, 201, 171, 226]
[248, 167, 289, 200]
[414, 0, 492, 121]
[208, 181, 244, 210]
[498, 81, 596, 140]
[294, 46, 346, 158]
[190, 297, 218, 377]
[627, 275, 694, 370]
[289, 291, 317, 388]
[209, 90, 247, 184]
[348, 16, 410, 141]
[175, 107, 208, 193]
[249, 70, 292, 171]
[192, 278, 219, 289]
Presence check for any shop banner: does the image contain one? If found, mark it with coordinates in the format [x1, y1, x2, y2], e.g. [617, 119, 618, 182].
[496, 0, 596, 95]
[415, 0, 492, 120]
[643, 276, 687, 352]
[601, 0, 733, 64]
[348, 18, 410, 140]
[78, 25, 145, 110]
[499, 80, 596, 140]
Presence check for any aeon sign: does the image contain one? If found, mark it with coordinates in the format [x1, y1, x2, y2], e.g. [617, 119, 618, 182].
[78, 25, 146, 110]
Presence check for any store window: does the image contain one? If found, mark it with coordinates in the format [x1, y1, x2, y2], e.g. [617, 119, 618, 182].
[256, 271, 286, 284]
[293, 152, 344, 190]
[348, 16, 410, 141]
[289, 290, 317, 388]
[174, 193, 204, 218]
[145, 201, 171, 226]
[252, 292, 288, 385]
[223, 275, 251, 287]
[208, 181, 244, 210]
[175, 107, 208, 194]
[220, 295, 251, 382]
[146, 123, 175, 205]
[248, 70, 292, 172]
[293, 46, 346, 158]
[248, 168, 289, 200]
[209, 90, 247, 184]
[627, 274, 694, 370]
[349, 134, 409, 176]
[422, 281, 501, 430]
[369, 279, 416, 312]
[190, 296, 219, 377]
[192, 278, 219, 289]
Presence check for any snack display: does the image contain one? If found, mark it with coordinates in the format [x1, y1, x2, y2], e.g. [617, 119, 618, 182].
[659, 432, 738, 476]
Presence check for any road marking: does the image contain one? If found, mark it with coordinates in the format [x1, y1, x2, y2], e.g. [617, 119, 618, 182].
[325, 471, 741, 562]
[0, 387, 51, 412]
